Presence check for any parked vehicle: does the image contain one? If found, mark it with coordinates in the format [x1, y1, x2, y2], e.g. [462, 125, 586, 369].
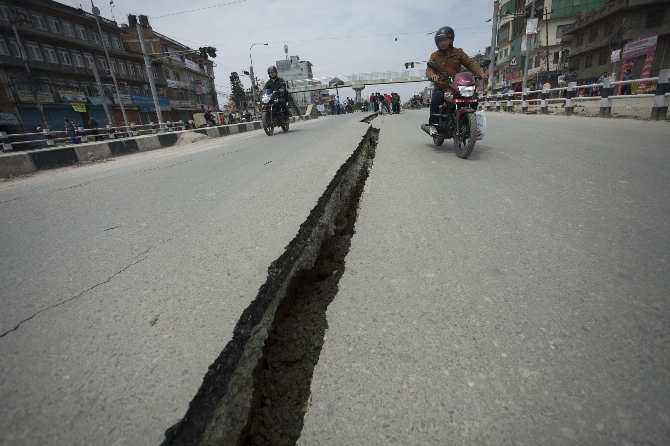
[260, 89, 289, 136]
[420, 60, 483, 159]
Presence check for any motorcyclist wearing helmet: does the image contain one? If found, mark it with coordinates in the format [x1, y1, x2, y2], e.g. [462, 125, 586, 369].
[263, 66, 290, 122]
[426, 26, 488, 126]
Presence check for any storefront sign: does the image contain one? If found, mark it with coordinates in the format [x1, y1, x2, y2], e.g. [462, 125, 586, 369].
[185, 59, 198, 71]
[638, 53, 656, 91]
[140, 106, 171, 112]
[0, 112, 20, 125]
[526, 18, 539, 35]
[58, 90, 87, 102]
[167, 79, 177, 88]
[182, 100, 195, 108]
[87, 95, 113, 105]
[71, 103, 87, 112]
[610, 49, 621, 62]
[622, 34, 658, 59]
[18, 91, 55, 103]
[504, 70, 521, 81]
[114, 94, 171, 107]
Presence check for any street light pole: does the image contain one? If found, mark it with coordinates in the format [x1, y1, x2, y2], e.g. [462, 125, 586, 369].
[92, 0, 129, 132]
[249, 43, 268, 116]
[134, 15, 165, 130]
[522, 0, 537, 108]
[488, 0, 499, 93]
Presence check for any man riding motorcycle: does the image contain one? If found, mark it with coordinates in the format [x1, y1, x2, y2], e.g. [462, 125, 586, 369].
[263, 66, 289, 123]
[426, 26, 488, 131]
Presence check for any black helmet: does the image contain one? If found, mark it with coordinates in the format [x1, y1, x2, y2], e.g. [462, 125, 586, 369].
[267, 66, 278, 74]
[434, 26, 455, 49]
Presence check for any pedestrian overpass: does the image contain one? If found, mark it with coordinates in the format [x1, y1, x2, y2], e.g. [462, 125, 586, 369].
[286, 68, 429, 94]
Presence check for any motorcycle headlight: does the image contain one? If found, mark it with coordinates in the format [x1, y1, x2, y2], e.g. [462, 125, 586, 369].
[458, 86, 475, 97]
[261, 95, 271, 104]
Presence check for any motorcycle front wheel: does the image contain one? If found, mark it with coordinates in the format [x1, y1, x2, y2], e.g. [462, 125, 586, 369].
[454, 112, 476, 159]
[281, 120, 289, 132]
[262, 111, 274, 136]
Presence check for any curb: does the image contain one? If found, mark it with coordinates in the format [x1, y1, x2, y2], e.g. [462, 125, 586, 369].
[0, 115, 313, 179]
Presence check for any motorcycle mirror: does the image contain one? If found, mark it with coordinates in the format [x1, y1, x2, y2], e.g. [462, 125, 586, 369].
[479, 60, 491, 69]
[427, 61, 439, 71]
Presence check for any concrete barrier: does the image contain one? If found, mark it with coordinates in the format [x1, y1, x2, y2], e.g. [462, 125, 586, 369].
[0, 116, 312, 179]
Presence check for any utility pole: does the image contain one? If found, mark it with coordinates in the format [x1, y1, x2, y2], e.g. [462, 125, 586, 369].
[87, 56, 113, 127]
[545, 8, 551, 82]
[92, 1, 129, 132]
[10, 16, 49, 129]
[133, 15, 165, 130]
[488, 0, 499, 93]
[522, 0, 537, 98]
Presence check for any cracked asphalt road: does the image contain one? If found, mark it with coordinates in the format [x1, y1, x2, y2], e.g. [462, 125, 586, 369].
[0, 115, 368, 445]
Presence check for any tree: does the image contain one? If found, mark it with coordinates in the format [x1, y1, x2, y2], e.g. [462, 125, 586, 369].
[229, 72, 246, 107]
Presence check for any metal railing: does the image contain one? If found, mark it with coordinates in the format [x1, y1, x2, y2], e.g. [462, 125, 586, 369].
[481, 70, 669, 120]
[0, 117, 261, 152]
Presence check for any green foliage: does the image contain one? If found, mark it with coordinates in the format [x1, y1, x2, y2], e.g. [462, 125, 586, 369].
[230, 72, 246, 105]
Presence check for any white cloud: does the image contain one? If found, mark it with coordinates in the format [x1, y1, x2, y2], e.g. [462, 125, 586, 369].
[61, 0, 495, 101]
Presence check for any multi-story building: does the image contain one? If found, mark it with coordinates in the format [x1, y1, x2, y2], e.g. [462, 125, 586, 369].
[121, 21, 217, 122]
[564, 0, 669, 85]
[0, 0, 217, 135]
[277, 55, 314, 111]
[493, 0, 605, 89]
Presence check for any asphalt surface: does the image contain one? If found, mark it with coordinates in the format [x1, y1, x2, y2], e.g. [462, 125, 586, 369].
[0, 114, 368, 445]
[299, 111, 670, 444]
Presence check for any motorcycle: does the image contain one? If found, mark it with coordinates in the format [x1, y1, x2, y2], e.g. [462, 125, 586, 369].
[421, 60, 484, 159]
[260, 89, 289, 136]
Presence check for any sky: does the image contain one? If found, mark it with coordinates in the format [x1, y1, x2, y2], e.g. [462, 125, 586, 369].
[61, 0, 495, 101]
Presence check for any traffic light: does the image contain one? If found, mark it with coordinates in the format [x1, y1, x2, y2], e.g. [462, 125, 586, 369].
[404, 62, 415, 69]
[411, 62, 415, 68]
[405, 63, 409, 69]
[207, 47, 217, 58]
[199, 47, 208, 59]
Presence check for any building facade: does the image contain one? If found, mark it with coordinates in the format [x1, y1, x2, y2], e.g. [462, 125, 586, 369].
[493, 0, 605, 90]
[277, 55, 314, 111]
[564, 0, 669, 87]
[0, 0, 217, 134]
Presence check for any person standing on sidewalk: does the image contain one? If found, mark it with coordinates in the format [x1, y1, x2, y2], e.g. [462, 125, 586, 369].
[88, 116, 102, 141]
[369, 93, 375, 112]
[64, 117, 77, 145]
[621, 68, 632, 95]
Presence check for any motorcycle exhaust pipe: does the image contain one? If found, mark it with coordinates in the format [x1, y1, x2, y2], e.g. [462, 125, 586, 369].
[421, 123, 433, 136]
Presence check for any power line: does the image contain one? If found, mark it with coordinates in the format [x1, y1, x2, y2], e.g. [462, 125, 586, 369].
[152, 0, 250, 19]
[169, 27, 492, 48]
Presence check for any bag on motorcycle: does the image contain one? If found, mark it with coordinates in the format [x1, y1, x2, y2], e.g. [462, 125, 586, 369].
[475, 110, 486, 141]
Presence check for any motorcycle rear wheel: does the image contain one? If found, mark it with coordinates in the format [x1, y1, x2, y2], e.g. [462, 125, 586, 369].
[262, 111, 274, 136]
[454, 112, 476, 159]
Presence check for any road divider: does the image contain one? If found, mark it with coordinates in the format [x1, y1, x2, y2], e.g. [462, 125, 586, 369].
[162, 125, 379, 446]
[0, 116, 315, 179]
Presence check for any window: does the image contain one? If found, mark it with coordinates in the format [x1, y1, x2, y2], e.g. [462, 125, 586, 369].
[535, 55, 541, 67]
[39, 77, 54, 94]
[83, 53, 94, 69]
[110, 59, 117, 72]
[529, 58, 533, 69]
[575, 33, 584, 47]
[128, 63, 135, 75]
[604, 21, 614, 36]
[98, 57, 109, 70]
[111, 35, 121, 49]
[43, 45, 58, 64]
[9, 77, 24, 91]
[164, 69, 171, 80]
[646, 9, 665, 28]
[24, 42, 41, 61]
[588, 27, 598, 43]
[0, 4, 11, 21]
[123, 86, 131, 94]
[152, 68, 158, 79]
[102, 32, 111, 48]
[91, 29, 101, 45]
[556, 24, 572, 39]
[48, 17, 62, 34]
[133, 87, 140, 95]
[59, 49, 72, 65]
[71, 51, 84, 67]
[69, 83, 80, 91]
[32, 12, 47, 30]
[75, 24, 87, 40]
[598, 51, 608, 66]
[0, 36, 9, 56]
[119, 62, 127, 74]
[553, 51, 559, 64]
[573, 58, 580, 70]
[8, 38, 20, 57]
[173, 71, 180, 81]
[62, 21, 75, 37]
[585, 54, 593, 69]
[14, 7, 30, 23]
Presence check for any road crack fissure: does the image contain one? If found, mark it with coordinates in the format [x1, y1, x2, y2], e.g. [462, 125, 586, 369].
[162, 126, 379, 446]
[0, 248, 153, 339]
[360, 112, 379, 124]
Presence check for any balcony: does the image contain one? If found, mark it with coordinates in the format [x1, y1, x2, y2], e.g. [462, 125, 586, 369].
[496, 54, 512, 66]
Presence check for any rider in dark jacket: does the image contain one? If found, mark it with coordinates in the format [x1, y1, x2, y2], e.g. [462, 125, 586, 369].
[263, 66, 289, 122]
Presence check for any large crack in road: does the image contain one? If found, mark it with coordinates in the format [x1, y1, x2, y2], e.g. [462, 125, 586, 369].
[162, 126, 379, 446]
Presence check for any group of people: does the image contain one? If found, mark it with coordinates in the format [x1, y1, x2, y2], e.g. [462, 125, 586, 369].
[368, 92, 401, 114]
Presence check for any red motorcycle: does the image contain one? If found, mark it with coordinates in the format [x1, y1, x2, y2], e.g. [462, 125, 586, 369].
[421, 60, 487, 159]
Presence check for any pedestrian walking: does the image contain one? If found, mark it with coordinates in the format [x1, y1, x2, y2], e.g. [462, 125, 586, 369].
[369, 93, 375, 112]
[621, 68, 632, 95]
[336, 96, 341, 115]
[64, 117, 77, 145]
[88, 116, 102, 141]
